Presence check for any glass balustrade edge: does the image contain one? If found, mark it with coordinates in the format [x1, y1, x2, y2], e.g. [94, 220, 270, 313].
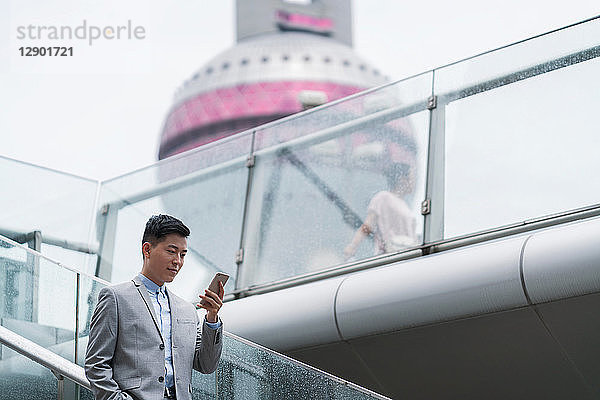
[0, 233, 109, 286]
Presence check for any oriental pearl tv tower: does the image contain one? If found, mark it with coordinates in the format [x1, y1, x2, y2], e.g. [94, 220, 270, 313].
[154, 0, 408, 289]
[158, 0, 387, 160]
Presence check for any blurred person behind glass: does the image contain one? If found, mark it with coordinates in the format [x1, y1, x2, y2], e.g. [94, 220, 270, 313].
[344, 163, 418, 258]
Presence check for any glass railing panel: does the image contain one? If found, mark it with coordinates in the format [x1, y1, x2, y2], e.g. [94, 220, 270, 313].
[240, 75, 432, 287]
[216, 333, 387, 400]
[105, 170, 247, 294]
[96, 134, 252, 297]
[0, 237, 77, 362]
[442, 47, 600, 238]
[0, 156, 99, 277]
[0, 351, 59, 400]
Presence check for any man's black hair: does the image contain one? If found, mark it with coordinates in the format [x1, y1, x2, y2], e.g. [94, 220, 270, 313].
[142, 214, 190, 249]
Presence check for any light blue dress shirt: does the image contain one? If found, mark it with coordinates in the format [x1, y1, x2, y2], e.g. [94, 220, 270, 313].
[138, 273, 221, 389]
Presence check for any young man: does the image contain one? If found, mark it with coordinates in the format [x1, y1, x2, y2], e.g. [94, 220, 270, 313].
[85, 214, 224, 400]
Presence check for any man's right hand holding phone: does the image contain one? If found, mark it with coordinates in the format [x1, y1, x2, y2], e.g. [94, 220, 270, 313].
[197, 281, 224, 323]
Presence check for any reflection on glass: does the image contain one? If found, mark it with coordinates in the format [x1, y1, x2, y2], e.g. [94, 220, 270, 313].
[254, 73, 432, 152]
[0, 239, 76, 362]
[242, 108, 429, 287]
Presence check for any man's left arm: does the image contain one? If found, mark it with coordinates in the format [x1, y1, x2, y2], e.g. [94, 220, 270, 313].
[192, 315, 223, 373]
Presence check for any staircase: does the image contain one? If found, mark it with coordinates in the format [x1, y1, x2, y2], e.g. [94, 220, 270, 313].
[0, 234, 389, 400]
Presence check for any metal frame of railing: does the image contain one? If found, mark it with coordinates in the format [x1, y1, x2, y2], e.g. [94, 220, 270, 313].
[0, 236, 391, 398]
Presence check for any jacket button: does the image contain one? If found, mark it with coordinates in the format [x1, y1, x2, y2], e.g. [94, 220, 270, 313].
[159, 344, 165, 350]
[158, 376, 164, 383]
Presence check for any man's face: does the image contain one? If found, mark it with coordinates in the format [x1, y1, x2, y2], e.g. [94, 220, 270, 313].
[141, 233, 188, 286]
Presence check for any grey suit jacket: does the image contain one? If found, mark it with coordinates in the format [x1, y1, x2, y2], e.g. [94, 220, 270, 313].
[85, 276, 223, 400]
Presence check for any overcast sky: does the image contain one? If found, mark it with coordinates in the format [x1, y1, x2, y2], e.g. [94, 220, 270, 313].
[1, 0, 598, 180]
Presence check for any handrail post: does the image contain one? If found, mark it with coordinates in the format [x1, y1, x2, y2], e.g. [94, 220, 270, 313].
[51, 370, 65, 400]
[422, 72, 446, 250]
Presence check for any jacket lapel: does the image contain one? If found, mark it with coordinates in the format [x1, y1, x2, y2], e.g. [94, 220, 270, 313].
[132, 276, 164, 343]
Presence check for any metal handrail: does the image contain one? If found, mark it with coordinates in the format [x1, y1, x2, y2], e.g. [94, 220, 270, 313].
[0, 325, 90, 389]
[105, 96, 427, 211]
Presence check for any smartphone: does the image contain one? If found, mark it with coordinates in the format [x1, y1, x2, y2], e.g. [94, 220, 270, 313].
[198, 272, 229, 307]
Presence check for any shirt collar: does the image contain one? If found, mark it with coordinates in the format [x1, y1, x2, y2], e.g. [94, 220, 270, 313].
[138, 273, 164, 294]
